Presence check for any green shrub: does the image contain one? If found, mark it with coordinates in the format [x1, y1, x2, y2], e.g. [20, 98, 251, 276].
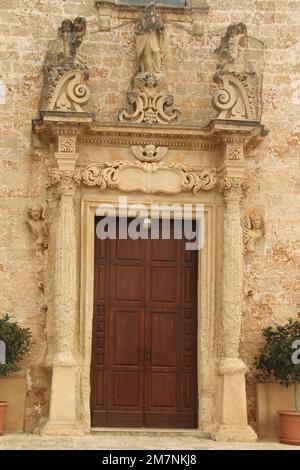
[254, 318, 300, 411]
[0, 314, 32, 377]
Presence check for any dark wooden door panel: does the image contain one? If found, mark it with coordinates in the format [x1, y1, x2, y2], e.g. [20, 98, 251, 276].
[91, 217, 198, 428]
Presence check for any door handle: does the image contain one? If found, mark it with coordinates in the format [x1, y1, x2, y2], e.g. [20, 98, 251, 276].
[145, 347, 151, 360]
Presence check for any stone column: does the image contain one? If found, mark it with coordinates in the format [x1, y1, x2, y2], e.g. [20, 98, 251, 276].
[43, 135, 83, 435]
[214, 154, 257, 441]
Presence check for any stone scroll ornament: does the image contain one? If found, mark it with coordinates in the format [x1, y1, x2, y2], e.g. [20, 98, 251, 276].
[119, 5, 180, 124]
[81, 161, 216, 195]
[241, 209, 264, 253]
[42, 17, 90, 112]
[212, 23, 258, 121]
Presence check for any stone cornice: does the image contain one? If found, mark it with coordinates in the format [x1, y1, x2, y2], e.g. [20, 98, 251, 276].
[32, 112, 267, 152]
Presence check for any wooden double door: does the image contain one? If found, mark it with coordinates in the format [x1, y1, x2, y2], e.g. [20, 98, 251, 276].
[90, 218, 198, 428]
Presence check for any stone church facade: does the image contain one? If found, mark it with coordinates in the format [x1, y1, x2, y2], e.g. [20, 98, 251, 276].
[0, 0, 299, 441]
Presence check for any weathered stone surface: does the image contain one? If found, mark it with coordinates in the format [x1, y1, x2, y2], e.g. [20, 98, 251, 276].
[0, 0, 299, 436]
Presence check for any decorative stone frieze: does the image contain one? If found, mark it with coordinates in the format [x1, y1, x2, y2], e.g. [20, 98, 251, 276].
[81, 161, 216, 194]
[212, 23, 258, 121]
[131, 144, 168, 162]
[241, 209, 264, 253]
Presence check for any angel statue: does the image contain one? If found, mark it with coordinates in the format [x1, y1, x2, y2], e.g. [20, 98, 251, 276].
[131, 144, 168, 163]
[27, 202, 55, 250]
[46, 17, 87, 67]
[133, 3, 165, 74]
[241, 209, 264, 253]
[215, 22, 247, 71]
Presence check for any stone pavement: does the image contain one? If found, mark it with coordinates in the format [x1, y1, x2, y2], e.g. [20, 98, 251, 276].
[0, 433, 298, 450]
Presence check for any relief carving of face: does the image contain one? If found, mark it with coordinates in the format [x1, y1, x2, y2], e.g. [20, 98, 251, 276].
[250, 212, 262, 230]
[29, 204, 42, 221]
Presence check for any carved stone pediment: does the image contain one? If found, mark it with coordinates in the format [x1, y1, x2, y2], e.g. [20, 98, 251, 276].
[41, 17, 90, 113]
[81, 161, 216, 195]
[45, 64, 90, 112]
[212, 23, 259, 121]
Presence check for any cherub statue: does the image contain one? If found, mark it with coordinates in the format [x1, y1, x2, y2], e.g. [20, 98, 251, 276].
[241, 209, 264, 253]
[46, 17, 87, 67]
[27, 203, 54, 250]
[134, 3, 165, 74]
[131, 144, 168, 162]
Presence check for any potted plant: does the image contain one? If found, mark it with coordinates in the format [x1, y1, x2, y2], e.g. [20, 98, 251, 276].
[0, 314, 31, 435]
[255, 318, 300, 445]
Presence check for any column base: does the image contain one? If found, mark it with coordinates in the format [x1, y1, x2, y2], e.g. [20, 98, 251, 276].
[212, 424, 257, 442]
[42, 420, 84, 436]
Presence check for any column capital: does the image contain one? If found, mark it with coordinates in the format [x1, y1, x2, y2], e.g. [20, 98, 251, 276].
[49, 167, 81, 197]
[218, 175, 249, 201]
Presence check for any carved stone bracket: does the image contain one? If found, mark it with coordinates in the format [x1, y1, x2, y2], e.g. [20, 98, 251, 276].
[241, 208, 264, 253]
[45, 65, 90, 112]
[212, 71, 257, 120]
[119, 73, 180, 124]
[81, 161, 216, 194]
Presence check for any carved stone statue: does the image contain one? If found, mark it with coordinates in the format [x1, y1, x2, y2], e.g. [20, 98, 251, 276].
[46, 17, 87, 67]
[119, 72, 179, 124]
[241, 209, 264, 253]
[27, 203, 55, 250]
[131, 144, 168, 163]
[214, 22, 247, 72]
[134, 4, 165, 74]
[42, 17, 90, 112]
[212, 22, 259, 121]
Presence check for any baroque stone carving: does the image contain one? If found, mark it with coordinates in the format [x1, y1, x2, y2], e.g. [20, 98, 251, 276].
[42, 17, 90, 112]
[241, 209, 264, 253]
[58, 136, 76, 153]
[81, 161, 216, 194]
[218, 176, 249, 199]
[26, 202, 55, 250]
[119, 73, 179, 124]
[49, 168, 81, 195]
[212, 23, 258, 121]
[119, 5, 179, 124]
[134, 3, 165, 74]
[131, 144, 168, 162]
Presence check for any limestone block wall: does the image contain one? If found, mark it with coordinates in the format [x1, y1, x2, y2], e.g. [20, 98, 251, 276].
[0, 0, 299, 431]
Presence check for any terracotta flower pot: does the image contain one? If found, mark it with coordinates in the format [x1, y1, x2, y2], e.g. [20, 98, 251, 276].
[0, 401, 8, 436]
[278, 410, 300, 445]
